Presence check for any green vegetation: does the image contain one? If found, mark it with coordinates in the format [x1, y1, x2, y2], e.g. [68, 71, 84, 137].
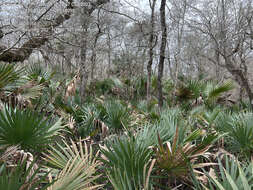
[0, 62, 252, 189]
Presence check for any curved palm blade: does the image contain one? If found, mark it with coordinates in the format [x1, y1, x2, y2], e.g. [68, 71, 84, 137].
[45, 139, 102, 190]
[204, 157, 253, 189]
[0, 63, 23, 90]
[0, 159, 52, 190]
[0, 105, 64, 152]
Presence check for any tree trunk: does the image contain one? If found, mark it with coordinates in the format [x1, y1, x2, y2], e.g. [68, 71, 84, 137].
[107, 31, 112, 77]
[225, 60, 253, 108]
[0, 0, 109, 63]
[157, 0, 167, 108]
[141, 48, 147, 75]
[147, 0, 157, 103]
[80, 29, 88, 102]
[220, 0, 253, 108]
[90, 29, 102, 80]
[78, 0, 109, 102]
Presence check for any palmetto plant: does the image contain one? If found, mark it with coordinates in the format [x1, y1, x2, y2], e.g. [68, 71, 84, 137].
[136, 109, 185, 149]
[0, 63, 52, 109]
[215, 111, 253, 158]
[105, 100, 131, 131]
[204, 80, 234, 107]
[26, 62, 56, 84]
[131, 75, 147, 98]
[154, 126, 218, 183]
[176, 79, 205, 101]
[203, 156, 253, 190]
[92, 77, 124, 96]
[0, 159, 52, 190]
[0, 63, 22, 91]
[0, 105, 64, 153]
[100, 136, 153, 189]
[76, 104, 102, 138]
[175, 78, 234, 109]
[44, 139, 102, 190]
[108, 159, 156, 190]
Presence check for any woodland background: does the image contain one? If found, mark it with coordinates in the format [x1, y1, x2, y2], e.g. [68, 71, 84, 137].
[0, 0, 253, 189]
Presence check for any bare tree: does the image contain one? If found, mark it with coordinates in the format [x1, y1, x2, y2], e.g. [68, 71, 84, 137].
[188, 0, 253, 105]
[0, 0, 109, 63]
[158, 0, 167, 108]
[147, 0, 157, 103]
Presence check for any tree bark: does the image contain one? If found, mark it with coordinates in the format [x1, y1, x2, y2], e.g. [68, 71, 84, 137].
[157, 0, 167, 108]
[78, 0, 109, 102]
[91, 27, 102, 80]
[0, 0, 109, 63]
[80, 38, 88, 102]
[147, 0, 157, 103]
[220, 0, 253, 108]
[225, 58, 253, 107]
[106, 31, 112, 78]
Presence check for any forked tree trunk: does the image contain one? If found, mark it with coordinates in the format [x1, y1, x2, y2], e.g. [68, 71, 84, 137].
[157, 0, 167, 108]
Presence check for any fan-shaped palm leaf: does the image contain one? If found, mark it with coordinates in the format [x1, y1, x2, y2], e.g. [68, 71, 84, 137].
[47, 156, 102, 190]
[105, 100, 130, 131]
[0, 105, 64, 152]
[26, 63, 55, 84]
[205, 80, 234, 104]
[215, 111, 253, 158]
[0, 159, 52, 190]
[176, 79, 205, 101]
[44, 139, 98, 170]
[0, 63, 23, 90]
[100, 136, 153, 189]
[45, 139, 102, 190]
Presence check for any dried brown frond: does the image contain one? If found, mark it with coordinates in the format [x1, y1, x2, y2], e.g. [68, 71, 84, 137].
[64, 72, 80, 102]
[45, 138, 102, 190]
[0, 145, 19, 162]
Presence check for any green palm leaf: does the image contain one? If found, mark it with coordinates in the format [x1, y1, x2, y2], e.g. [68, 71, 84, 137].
[0, 159, 52, 190]
[0, 63, 23, 90]
[206, 80, 234, 101]
[45, 139, 102, 190]
[0, 105, 64, 152]
[204, 157, 253, 189]
[100, 136, 153, 189]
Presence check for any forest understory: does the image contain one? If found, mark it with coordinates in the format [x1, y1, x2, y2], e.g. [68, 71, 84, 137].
[0, 0, 253, 189]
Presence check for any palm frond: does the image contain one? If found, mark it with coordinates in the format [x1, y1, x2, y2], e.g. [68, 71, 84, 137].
[0, 105, 64, 152]
[100, 136, 153, 189]
[0, 63, 23, 91]
[0, 159, 52, 190]
[44, 138, 98, 170]
[206, 81, 234, 100]
[45, 139, 102, 190]
[47, 156, 102, 190]
[155, 126, 218, 182]
[18, 83, 44, 100]
[203, 156, 253, 189]
[108, 159, 155, 190]
[76, 104, 102, 138]
[105, 100, 130, 131]
[26, 62, 55, 83]
[215, 111, 253, 158]
[176, 79, 204, 101]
